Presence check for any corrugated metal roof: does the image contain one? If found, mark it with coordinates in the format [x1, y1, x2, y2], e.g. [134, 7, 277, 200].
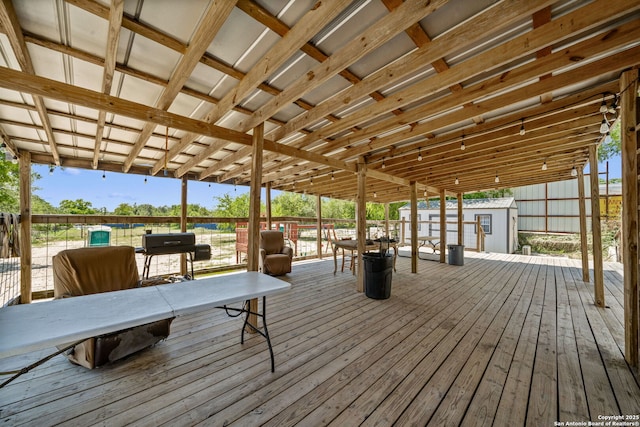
[0, 0, 637, 202]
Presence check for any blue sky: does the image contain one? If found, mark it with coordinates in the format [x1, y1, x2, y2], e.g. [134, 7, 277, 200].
[32, 153, 622, 212]
[32, 164, 250, 211]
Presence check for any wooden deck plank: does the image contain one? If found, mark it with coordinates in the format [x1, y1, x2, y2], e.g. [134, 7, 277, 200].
[526, 256, 558, 426]
[553, 258, 590, 422]
[460, 256, 542, 427]
[560, 259, 621, 420]
[491, 257, 547, 426]
[245, 254, 492, 426]
[567, 261, 640, 416]
[409, 256, 533, 425]
[0, 253, 637, 427]
[355, 257, 524, 426]
[426, 256, 536, 426]
[258, 255, 503, 426]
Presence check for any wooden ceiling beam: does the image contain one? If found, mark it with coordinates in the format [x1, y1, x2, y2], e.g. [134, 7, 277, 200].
[361, 83, 618, 164]
[237, 0, 402, 115]
[92, 0, 123, 169]
[273, 0, 555, 144]
[330, 44, 638, 168]
[377, 111, 602, 172]
[123, 0, 237, 173]
[171, 0, 354, 177]
[0, 0, 60, 164]
[240, 0, 448, 134]
[188, 0, 450, 179]
[293, 0, 638, 152]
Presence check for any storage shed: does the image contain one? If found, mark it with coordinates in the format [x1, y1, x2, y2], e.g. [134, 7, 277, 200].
[399, 197, 519, 254]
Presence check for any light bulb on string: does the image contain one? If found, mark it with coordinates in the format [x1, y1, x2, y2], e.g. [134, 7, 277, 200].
[460, 135, 465, 151]
[600, 116, 609, 134]
[519, 119, 526, 136]
[102, 171, 106, 181]
[541, 160, 547, 171]
[417, 149, 422, 161]
[455, 176, 459, 185]
[381, 157, 386, 169]
[571, 165, 578, 177]
[494, 172, 500, 183]
[599, 95, 608, 113]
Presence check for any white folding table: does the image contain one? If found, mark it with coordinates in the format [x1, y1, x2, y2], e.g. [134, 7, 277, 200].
[0, 272, 290, 386]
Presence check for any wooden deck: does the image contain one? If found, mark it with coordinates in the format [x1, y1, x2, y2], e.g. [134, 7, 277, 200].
[1, 252, 638, 426]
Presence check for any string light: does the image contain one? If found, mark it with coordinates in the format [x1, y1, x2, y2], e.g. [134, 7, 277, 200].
[494, 172, 500, 183]
[417, 149, 422, 161]
[310, 177, 313, 185]
[144, 176, 148, 184]
[455, 176, 459, 185]
[460, 135, 465, 151]
[599, 94, 608, 113]
[571, 165, 578, 177]
[102, 171, 106, 180]
[599, 116, 609, 134]
[331, 171, 335, 181]
[519, 119, 526, 136]
[541, 160, 547, 171]
[373, 191, 377, 198]
[381, 157, 386, 169]
[608, 95, 618, 114]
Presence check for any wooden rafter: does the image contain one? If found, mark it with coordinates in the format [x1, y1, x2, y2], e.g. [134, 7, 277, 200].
[92, 0, 123, 169]
[122, 0, 238, 173]
[0, 0, 59, 164]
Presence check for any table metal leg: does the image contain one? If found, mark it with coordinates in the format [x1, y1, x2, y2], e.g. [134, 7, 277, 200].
[238, 296, 275, 373]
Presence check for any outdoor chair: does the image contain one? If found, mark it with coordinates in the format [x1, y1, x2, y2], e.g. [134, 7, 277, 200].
[259, 230, 293, 276]
[52, 246, 173, 369]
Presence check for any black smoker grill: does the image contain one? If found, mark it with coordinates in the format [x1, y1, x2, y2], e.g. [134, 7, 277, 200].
[138, 232, 211, 279]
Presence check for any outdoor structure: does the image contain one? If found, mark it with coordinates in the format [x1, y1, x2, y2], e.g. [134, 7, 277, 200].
[399, 197, 518, 254]
[514, 179, 623, 233]
[0, 1, 639, 423]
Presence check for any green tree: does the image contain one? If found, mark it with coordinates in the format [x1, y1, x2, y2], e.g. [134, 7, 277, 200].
[32, 195, 57, 214]
[59, 199, 97, 214]
[113, 203, 136, 216]
[322, 198, 354, 219]
[0, 152, 19, 211]
[272, 192, 315, 217]
[212, 193, 260, 230]
[599, 120, 620, 162]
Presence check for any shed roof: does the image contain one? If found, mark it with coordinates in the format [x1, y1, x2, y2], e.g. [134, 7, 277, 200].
[0, 0, 638, 203]
[401, 197, 517, 211]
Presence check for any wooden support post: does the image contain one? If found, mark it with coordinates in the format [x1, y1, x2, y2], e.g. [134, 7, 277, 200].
[457, 192, 463, 245]
[246, 122, 264, 331]
[589, 144, 605, 308]
[265, 181, 272, 230]
[577, 167, 590, 282]
[19, 151, 31, 304]
[401, 217, 406, 245]
[621, 68, 639, 366]
[476, 216, 482, 252]
[384, 203, 390, 238]
[180, 175, 188, 276]
[356, 158, 367, 292]
[410, 181, 418, 274]
[316, 193, 322, 259]
[440, 190, 447, 263]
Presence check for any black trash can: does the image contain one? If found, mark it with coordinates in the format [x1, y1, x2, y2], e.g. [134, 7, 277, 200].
[363, 253, 393, 299]
[448, 244, 464, 266]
